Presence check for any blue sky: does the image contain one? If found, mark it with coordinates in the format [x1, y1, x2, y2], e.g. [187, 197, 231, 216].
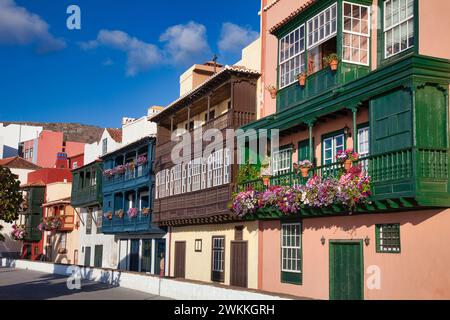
[0, 0, 260, 128]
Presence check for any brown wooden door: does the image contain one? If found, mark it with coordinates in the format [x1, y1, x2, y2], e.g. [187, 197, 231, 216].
[174, 241, 186, 278]
[230, 241, 248, 288]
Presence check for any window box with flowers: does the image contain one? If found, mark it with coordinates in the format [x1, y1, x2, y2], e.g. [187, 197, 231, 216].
[232, 165, 371, 217]
[38, 216, 63, 232]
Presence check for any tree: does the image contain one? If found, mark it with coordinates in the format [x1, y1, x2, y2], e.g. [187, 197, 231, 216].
[0, 166, 23, 241]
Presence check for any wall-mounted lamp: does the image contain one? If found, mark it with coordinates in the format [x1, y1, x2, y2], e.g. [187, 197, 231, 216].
[364, 236, 370, 247]
[321, 236, 326, 246]
[344, 125, 352, 138]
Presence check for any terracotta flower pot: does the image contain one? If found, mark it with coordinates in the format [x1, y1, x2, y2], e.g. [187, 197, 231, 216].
[268, 88, 277, 99]
[330, 59, 339, 71]
[344, 159, 353, 172]
[300, 167, 310, 178]
[298, 75, 307, 87]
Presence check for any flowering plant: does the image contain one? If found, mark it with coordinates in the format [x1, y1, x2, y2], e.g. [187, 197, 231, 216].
[115, 165, 126, 174]
[232, 166, 371, 217]
[141, 207, 150, 215]
[38, 216, 62, 232]
[299, 160, 313, 169]
[231, 190, 260, 218]
[127, 207, 138, 219]
[103, 211, 113, 220]
[115, 209, 124, 218]
[137, 155, 148, 166]
[336, 149, 359, 163]
[103, 169, 114, 177]
[125, 162, 135, 171]
[11, 225, 27, 241]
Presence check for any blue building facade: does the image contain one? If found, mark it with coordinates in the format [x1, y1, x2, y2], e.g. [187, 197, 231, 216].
[101, 136, 166, 275]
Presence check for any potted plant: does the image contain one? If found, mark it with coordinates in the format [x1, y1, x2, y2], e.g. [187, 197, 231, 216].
[103, 211, 113, 220]
[324, 53, 339, 71]
[260, 156, 272, 186]
[142, 207, 150, 216]
[137, 155, 148, 166]
[127, 207, 138, 219]
[11, 225, 27, 241]
[298, 160, 313, 178]
[266, 85, 278, 99]
[297, 72, 307, 87]
[115, 209, 124, 219]
[336, 149, 359, 171]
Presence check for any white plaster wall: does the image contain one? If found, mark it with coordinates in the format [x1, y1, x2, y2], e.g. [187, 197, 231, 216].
[122, 117, 157, 145]
[0, 258, 289, 300]
[78, 207, 118, 269]
[0, 123, 42, 159]
[84, 129, 122, 165]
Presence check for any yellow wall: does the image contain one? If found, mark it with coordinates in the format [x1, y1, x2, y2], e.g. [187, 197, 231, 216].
[169, 221, 259, 289]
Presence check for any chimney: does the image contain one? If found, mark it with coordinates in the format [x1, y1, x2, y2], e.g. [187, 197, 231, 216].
[179, 61, 224, 97]
[55, 152, 68, 169]
[122, 117, 136, 126]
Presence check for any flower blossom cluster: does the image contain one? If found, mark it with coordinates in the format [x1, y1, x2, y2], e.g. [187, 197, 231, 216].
[231, 166, 371, 217]
[11, 225, 27, 241]
[38, 216, 63, 232]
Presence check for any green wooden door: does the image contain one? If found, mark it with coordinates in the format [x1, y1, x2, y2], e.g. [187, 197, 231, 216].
[298, 139, 315, 165]
[329, 241, 364, 300]
[94, 245, 103, 268]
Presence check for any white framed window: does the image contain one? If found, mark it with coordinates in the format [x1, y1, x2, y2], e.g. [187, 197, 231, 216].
[192, 158, 202, 192]
[358, 126, 370, 172]
[213, 149, 223, 187]
[186, 161, 192, 193]
[272, 148, 292, 176]
[207, 154, 213, 188]
[307, 3, 337, 49]
[155, 172, 160, 199]
[358, 126, 370, 157]
[182, 163, 187, 193]
[323, 134, 345, 165]
[224, 148, 231, 184]
[169, 168, 174, 196]
[212, 236, 225, 273]
[281, 223, 301, 273]
[384, 0, 414, 58]
[173, 164, 182, 195]
[279, 24, 306, 88]
[165, 169, 170, 197]
[201, 158, 207, 189]
[342, 2, 370, 65]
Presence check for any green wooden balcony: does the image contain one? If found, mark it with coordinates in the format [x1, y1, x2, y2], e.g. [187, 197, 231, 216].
[237, 147, 450, 218]
[71, 162, 103, 207]
[20, 186, 45, 242]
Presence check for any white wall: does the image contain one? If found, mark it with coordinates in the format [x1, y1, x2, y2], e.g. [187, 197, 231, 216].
[122, 117, 157, 145]
[83, 129, 122, 165]
[0, 258, 289, 300]
[78, 207, 118, 269]
[0, 123, 43, 159]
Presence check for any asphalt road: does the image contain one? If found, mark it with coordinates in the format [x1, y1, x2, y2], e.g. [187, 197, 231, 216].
[0, 267, 171, 300]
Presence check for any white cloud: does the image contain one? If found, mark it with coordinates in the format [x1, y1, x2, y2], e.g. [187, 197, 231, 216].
[160, 21, 210, 64]
[81, 22, 211, 76]
[0, 0, 66, 53]
[80, 29, 163, 77]
[218, 23, 258, 54]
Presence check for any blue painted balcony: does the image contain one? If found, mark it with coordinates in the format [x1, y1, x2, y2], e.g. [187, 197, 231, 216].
[102, 210, 162, 234]
[101, 136, 163, 234]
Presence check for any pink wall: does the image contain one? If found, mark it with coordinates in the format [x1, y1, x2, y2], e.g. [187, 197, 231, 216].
[259, 209, 450, 300]
[278, 107, 369, 164]
[36, 131, 64, 168]
[65, 141, 85, 158]
[419, 0, 450, 60]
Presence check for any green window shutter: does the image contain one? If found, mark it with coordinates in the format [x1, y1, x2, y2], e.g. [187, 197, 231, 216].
[298, 138, 315, 165]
